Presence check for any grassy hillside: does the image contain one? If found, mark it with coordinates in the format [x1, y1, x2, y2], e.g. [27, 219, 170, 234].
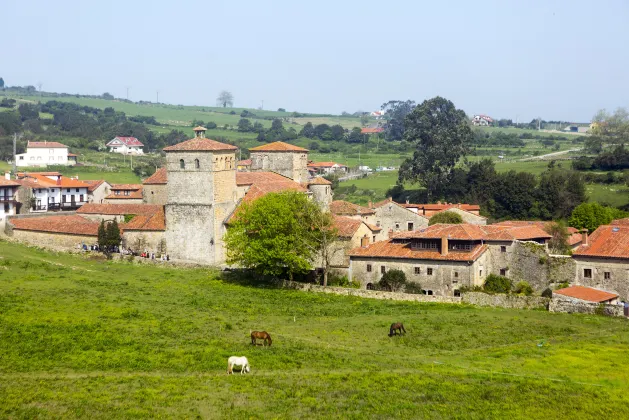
[1, 241, 628, 418]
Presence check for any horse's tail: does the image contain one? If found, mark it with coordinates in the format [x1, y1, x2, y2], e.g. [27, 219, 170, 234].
[266, 334, 272, 346]
[389, 324, 394, 336]
[401, 324, 406, 333]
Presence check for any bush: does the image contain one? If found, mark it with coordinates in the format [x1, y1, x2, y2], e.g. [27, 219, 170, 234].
[555, 281, 570, 290]
[483, 274, 512, 294]
[404, 282, 423, 295]
[458, 285, 483, 293]
[378, 269, 406, 292]
[541, 288, 553, 298]
[514, 281, 534, 296]
[428, 211, 463, 226]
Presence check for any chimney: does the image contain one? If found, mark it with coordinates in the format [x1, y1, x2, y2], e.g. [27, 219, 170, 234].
[368, 200, 372, 209]
[361, 234, 369, 248]
[441, 236, 448, 256]
[580, 229, 588, 246]
[4, 172, 9, 181]
[56, 176, 61, 186]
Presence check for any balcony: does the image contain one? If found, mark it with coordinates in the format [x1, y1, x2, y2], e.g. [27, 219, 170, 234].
[0, 196, 16, 202]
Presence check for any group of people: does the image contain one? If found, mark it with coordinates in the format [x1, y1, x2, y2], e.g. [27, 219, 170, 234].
[139, 251, 169, 261]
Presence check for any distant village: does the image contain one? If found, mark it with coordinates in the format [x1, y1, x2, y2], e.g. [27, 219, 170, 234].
[1, 127, 627, 309]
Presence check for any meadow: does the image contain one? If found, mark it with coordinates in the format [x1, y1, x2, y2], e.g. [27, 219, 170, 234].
[0, 241, 628, 418]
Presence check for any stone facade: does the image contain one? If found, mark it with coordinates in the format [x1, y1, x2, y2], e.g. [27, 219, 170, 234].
[250, 151, 308, 183]
[549, 297, 625, 317]
[123, 230, 165, 254]
[143, 184, 167, 205]
[443, 207, 487, 225]
[373, 202, 428, 236]
[573, 257, 629, 301]
[87, 181, 111, 205]
[11, 229, 96, 251]
[103, 197, 143, 205]
[462, 292, 549, 309]
[309, 184, 332, 212]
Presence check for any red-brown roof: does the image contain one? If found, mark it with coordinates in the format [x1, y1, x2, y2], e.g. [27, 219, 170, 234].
[77, 203, 163, 216]
[67, 153, 78, 157]
[330, 200, 375, 216]
[143, 168, 167, 185]
[334, 215, 363, 238]
[0, 178, 20, 187]
[249, 141, 308, 152]
[350, 240, 488, 262]
[27, 141, 68, 149]
[237, 159, 252, 166]
[308, 162, 347, 168]
[110, 184, 142, 190]
[494, 221, 582, 246]
[404, 203, 481, 211]
[106, 190, 143, 200]
[554, 286, 618, 303]
[573, 224, 629, 260]
[163, 137, 237, 152]
[308, 176, 332, 185]
[360, 127, 384, 134]
[612, 218, 629, 226]
[11, 215, 99, 236]
[121, 208, 165, 231]
[18, 174, 90, 189]
[106, 137, 144, 147]
[394, 223, 551, 241]
[82, 179, 108, 192]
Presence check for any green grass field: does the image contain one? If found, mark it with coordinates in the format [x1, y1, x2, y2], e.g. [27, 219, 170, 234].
[0, 241, 628, 418]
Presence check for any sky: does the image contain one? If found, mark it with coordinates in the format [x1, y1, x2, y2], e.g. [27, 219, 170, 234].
[3, 0, 629, 122]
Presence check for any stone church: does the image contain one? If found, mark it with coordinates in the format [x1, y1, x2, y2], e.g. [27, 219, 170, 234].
[163, 127, 332, 265]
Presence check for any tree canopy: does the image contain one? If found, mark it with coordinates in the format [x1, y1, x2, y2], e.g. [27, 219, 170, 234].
[568, 202, 628, 232]
[217, 90, 234, 108]
[381, 100, 415, 141]
[428, 211, 463, 226]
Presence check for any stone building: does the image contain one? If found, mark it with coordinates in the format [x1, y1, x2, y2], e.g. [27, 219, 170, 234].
[369, 198, 429, 235]
[330, 200, 375, 224]
[249, 141, 309, 183]
[308, 177, 333, 211]
[83, 180, 112, 205]
[142, 168, 168, 205]
[104, 184, 144, 204]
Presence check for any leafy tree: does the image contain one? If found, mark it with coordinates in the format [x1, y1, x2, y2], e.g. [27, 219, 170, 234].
[360, 115, 370, 127]
[217, 90, 234, 108]
[381, 100, 415, 140]
[428, 211, 463, 225]
[299, 122, 315, 138]
[493, 171, 538, 219]
[0, 111, 21, 136]
[399, 97, 473, 199]
[346, 127, 364, 144]
[106, 219, 121, 249]
[308, 141, 319, 150]
[569, 202, 628, 232]
[0, 77, 4, 88]
[591, 108, 629, 146]
[329, 124, 345, 141]
[102, 92, 114, 100]
[584, 136, 603, 154]
[378, 269, 407, 292]
[537, 165, 586, 220]
[307, 209, 340, 286]
[277, 108, 286, 112]
[237, 118, 252, 132]
[546, 222, 570, 254]
[483, 274, 512, 294]
[97, 221, 107, 250]
[0, 98, 14, 108]
[225, 191, 332, 281]
[18, 103, 39, 121]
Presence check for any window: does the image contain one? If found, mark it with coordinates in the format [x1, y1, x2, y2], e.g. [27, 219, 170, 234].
[407, 222, 414, 231]
[427, 290, 433, 296]
[376, 221, 381, 227]
[49, 149, 54, 154]
[115, 191, 120, 195]
[454, 290, 461, 297]
[195, 159, 200, 169]
[501, 246, 507, 253]
[454, 272, 459, 278]
[19, 156, 24, 160]
[366, 283, 374, 290]
[366, 264, 372, 272]
[584, 269, 592, 279]
[66, 189, 70, 193]
[414, 267, 420, 275]
[500, 268, 507, 276]
[79, 195, 84, 202]
[411, 241, 438, 250]
[479, 270, 483, 277]
[381, 266, 386, 274]
[427, 268, 433, 276]
[75, 188, 79, 193]
[49, 197, 55, 203]
[180, 159, 185, 169]
[372, 235, 376, 243]
[395, 223, 400, 230]
[124, 190, 130, 196]
[3, 203, 9, 213]
[604, 272, 611, 280]
[450, 243, 472, 251]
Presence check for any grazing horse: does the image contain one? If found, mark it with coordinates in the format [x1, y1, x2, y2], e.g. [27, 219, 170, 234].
[251, 331, 272, 346]
[389, 322, 406, 337]
[227, 356, 250, 375]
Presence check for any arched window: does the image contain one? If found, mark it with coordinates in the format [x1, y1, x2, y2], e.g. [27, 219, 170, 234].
[427, 290, 433, 296]
[454, 290, 461, 297]
[366, 283, 374, 290]
[195, 159, 200, 169]
[179, 159, 185, 169]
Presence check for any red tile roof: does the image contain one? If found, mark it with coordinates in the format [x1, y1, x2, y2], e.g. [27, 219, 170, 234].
[612, 218, 629, 226]
[67, 153, 78, 157]
[308, 176, 332, 186]
[121, 208, 165, 231]
[11, 215, 99, 236]
[334, 215, 363, 238]
[330, 200, 375, 216]
[106, 190, 143, 200]
[350, 240, 488, 262]
[163, 137, 237, 152]
[0, 178, 20, 187]
[19, 174, 90, 189]
[404, 203, 481, 211]
[106, 137, 144, 147]
[249, 141, 308, 152]
[110, 184, 142, 190]
[143, 168, 168, 185]
[494, 221, 582, 246]
[237, 159, 252, 166]
[554, 286, 618, 303]
[77, 203, 163, 216]
[394, 223, 551, 241]
[573, 224, 629, 260]
[82, 179, 108, 192]
[27, 141, 68, 149]
[360, 127, 384, 134]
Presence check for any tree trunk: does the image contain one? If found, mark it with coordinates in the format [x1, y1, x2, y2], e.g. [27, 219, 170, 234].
[323, 267, 328, 287]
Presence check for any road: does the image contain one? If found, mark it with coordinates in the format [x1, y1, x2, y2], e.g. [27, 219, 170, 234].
[519, 148, 582, 161]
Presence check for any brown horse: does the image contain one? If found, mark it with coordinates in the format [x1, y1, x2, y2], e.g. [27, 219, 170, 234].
[251, 331, 272, 346]
[389, 323, 406, 337]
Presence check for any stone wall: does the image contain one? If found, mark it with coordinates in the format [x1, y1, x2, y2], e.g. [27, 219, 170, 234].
[143, 184, 167, 205]
[309, 184, 332, 211]
[549, 297, 625, 317]
[11, 229, 97, 251]
[88, 182, 111, 204]
[165, 204, 215, 264]
[250, 151, 308, 183]
[446, 207, 487, 225]
[462, 292, 549, 309]
[573, 257, 629, 301]
[373, 202, 428, 238]
[122, 230, 165, 254]
[103, 198, 143, 205]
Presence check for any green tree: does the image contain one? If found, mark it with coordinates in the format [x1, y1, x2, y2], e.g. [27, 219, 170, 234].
[537, 165, 586, 220]
[216, 90, 234, 108]
[399, 97, 473, 199]
[569, 202, 628, 232]
[18, 103, 39, 121]
[0, 77, 4, 88]
[428, 211, 463, 225]
[591, 108, 629, 146]
[379, 269, 407, 292]
[237, 118, 252, 132]
[225, 191, 332, 281]
[514, 281, 533, 296]
[102, 92, 114, 100]
[299, 122, 315, 138]
[97, 221, 107, 250]
[484, 274, 512, 294]
[381, 100, 415, 140]
[546, 221, 570, 254]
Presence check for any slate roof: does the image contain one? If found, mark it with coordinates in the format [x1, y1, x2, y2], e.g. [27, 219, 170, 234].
[349, 240, 488, 262]
[330, 200, 375, 216]
[554, 286, 618, 303]
[573, 224, 629, 260]
[163, 137, 238, 152]
[249, 141, 308, 152]
[143, 168, 168, 185]
[27, 141, 68, 149]
[11, 215, 99, 236]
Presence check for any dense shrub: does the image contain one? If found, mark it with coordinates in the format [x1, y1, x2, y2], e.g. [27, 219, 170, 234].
[541, 288, 553, 298]
[404, 282, 423, 295]
[428, 211, 463, 226]
[378, 269, 407, 292]
[514, 281, 534, 296]
[483, 274, 512, 294]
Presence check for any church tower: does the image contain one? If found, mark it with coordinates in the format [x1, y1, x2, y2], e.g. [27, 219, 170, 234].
[163, 126, 238, 264]
[249, 141, 309, 183]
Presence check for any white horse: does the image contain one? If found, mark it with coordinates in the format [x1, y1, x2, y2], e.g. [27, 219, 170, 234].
[227, 356, 250, 375]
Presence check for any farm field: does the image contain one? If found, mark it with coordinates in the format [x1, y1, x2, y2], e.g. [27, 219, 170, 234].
[0, 241, 628, 418]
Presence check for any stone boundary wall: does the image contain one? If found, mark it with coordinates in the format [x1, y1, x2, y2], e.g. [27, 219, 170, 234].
[549, 298, 625, 317]
[462, 292, 550, 309]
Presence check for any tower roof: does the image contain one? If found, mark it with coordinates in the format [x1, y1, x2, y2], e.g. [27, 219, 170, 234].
[249, 141, 308, 152]
[308, 176, 332, 186]
[163, 137, 238, 152]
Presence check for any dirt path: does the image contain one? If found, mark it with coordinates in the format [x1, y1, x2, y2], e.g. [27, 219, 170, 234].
[519, 148, 581, 161]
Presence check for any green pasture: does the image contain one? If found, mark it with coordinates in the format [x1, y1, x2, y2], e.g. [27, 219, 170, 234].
[0, 241, 628, 418]
[477, 126, 582, 140]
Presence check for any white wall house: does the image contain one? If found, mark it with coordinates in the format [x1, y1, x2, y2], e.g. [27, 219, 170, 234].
[16, 173, 90, 212]
[15, 141, 70, 167]
[472, 115, 493, 126]
[106, 137, 145, 154]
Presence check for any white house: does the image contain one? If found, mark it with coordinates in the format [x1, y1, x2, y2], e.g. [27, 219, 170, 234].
[15, 172, 90, 212]
[106, 137, 144, 154]
[1, 173, 21, 230]
[472, 115, 493, 126]
[15, 141, 71, 167]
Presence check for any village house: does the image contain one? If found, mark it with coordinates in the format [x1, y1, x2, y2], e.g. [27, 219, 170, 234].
[9, 214, 100, 250]
[360, 127, 384, 135]
[325, 215, 381, 271]
[348, 223, 553, 295]
[82, 180, 112, 204]
[106, 136, 144, 154]
[142, 168, 168, 205]
[369, 198, 429, 235]
[307, 161, 348, 175]
[330, 200, 376, 224]
[237, 159, 251, 171]
[249, 141, 309, 183]
[14, 172, 89, 213]
[472, 115, 493, 126]
[0, 173, 21, 231]
[494, 220, 584, 250]
[104, 184, 144, 204]
[15, 141, 73, 167]
[572, 222, 629, 300]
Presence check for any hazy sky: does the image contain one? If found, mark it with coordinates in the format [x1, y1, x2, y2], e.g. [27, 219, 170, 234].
[4, 0, 628, 122]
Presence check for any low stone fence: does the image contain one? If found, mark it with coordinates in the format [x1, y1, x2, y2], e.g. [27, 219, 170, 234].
[462, 292, 550, 310]
[549, 298, 626, 318]
[278, 281, 462, 304]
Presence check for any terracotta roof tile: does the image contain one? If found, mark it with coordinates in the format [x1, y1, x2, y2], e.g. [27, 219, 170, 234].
[573, 224, 629, 260]
[249, 141, 308, 152]
[349, 240, 488, 262]
[612, 218, 629, 226]
[27, 141, 68, 148]
[11, 215, 99, 236]
[121, 208, 165, 231]
[106, 190, 143, 200]
[19, 174, 90, 189]
[143, 168, 168, 185]
[106, 137, 144, 147]
[554, 286, 618, 303]
[237, 159, 252, 166]
[494, 221, 582, 246]
[308, 176, 332, 185]
[77, 203, 162, 216]
[163, 137, 237, 152]
[333, 215, 364, 238]
[82, 179, 108, 192]
[361, 127, 384, 134]
[0, 178, 20, 187]
[394, 223, 551, 241]
[110, 184, 142, 190]
[330, 200, 375, 216]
